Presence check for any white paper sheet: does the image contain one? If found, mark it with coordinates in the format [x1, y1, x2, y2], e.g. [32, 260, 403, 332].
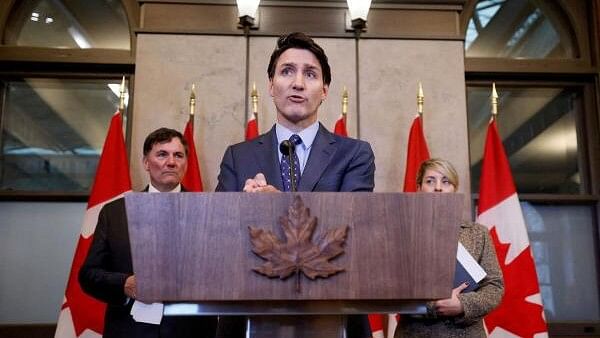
[131, 301, 164, 325]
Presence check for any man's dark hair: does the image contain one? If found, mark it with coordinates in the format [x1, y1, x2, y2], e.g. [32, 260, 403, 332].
[143, 127, 188, 156]
[267, 32, 331, 85]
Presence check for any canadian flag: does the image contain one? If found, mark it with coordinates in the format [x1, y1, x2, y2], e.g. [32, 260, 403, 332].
[402, 115, 430, 192]
[333, 114, 348, 137]
[182, 119, 204, 191]
[55, 111, 132, 338]
[478, 119, 548, 337]
[367, 314, 385, 338]
[245, 112, 259, 141]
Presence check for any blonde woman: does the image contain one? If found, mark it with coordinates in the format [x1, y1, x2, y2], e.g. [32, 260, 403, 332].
[395, 158, 504, 338]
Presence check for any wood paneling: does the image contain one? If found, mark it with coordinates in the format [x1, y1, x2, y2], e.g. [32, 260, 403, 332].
[0, 46, 134, 64]
[138, 2, 462, 39]
[140, 3, 239, 34]
[363, 8, 460, 39]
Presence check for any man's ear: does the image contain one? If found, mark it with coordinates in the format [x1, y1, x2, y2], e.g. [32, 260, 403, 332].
[322, 83, 329, 100]
[268, 78, 274, 97]
[142, 156, 149, 172]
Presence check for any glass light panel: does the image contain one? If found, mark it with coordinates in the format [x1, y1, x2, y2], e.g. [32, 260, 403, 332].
[468, 86, 582, 194]
[347, 0, 372, 21]
[236, 0, 260, 18]
[5, 0, 130, 50]
[0, 78, 128, 193]
[465, 0, 575, 59]
[521, 202, 599, 321]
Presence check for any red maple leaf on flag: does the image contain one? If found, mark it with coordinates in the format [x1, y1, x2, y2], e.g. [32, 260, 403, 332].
[485, 227, 547, 338]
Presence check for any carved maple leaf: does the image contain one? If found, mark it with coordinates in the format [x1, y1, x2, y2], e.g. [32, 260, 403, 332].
[249, 196, 348, 291]
[484, 227, 547, 338]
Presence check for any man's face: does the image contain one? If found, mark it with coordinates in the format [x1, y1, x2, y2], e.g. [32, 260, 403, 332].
[269, 48, 329, 130]
[143, 137, 188, 192]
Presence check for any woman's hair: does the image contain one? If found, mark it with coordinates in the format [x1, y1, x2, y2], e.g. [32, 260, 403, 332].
[416, 158, 459, 189]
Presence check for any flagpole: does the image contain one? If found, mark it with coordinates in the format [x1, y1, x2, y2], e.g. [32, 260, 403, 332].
[118, 76, 128, 152]
[118, 76, 126, 115]
[417, 81, 424, 117]
[491, 82, 498, 120]
[251, 81, 259, 124]
[341, 86, 348, 124]
[189, 83, 196, 129]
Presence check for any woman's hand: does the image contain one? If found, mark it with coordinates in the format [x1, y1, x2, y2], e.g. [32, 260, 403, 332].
[433, 282, 468, 316]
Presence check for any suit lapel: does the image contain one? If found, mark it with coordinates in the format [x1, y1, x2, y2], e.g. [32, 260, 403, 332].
[253, 126, 284, 191]
[298, 124, 337, 191]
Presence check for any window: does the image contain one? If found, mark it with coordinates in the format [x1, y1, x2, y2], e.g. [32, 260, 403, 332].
[4, 0, 130, 50]
[0, 0, 136, 197]
[468, 85, 582, 194]
[0, 78, 128, 193]
[465, 0, 576, 59]
[463, 0, 600, 334]
[522, 202, 599, 321]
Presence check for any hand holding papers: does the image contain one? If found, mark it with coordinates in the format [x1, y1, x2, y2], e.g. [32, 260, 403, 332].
[454, 242, 487, 292]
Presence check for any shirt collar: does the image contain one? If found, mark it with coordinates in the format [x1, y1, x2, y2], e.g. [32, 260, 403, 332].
[275, 121, 319, 150]
[148, 183, 182, 193]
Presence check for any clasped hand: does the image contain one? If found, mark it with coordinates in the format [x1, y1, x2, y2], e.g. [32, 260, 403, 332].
[124, 275, 137, 299]
[243, 173, 280, 193]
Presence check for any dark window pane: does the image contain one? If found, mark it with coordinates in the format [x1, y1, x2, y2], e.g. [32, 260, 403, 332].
[0, 78, 128, 193]
[465, 0, 576, 59]
[5, 0, 130, 50]
[521, 202, 600, 321]
[468, 86, 582, 194]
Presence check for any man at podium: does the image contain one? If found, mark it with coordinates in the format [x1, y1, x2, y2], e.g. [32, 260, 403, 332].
[216, 32, 375, 194]
[79, 128, 218, 338]
[215, 32, 375, 338]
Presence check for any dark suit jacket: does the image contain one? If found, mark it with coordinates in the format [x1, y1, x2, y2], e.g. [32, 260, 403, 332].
[214, 124, 375, 338]
[79, 189, 217, 338]
[216, 123, 375, 192]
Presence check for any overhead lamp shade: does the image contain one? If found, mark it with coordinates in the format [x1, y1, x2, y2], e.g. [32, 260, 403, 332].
[236, 0, 261, 18]
[346, 0, 372, 21]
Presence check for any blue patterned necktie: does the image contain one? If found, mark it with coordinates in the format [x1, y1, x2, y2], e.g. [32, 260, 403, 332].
[280, 134, 302, 192]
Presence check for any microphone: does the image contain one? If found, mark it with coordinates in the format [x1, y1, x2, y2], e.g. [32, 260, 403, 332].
[279, 139, 293, 156]
[279, 140, 297, 192]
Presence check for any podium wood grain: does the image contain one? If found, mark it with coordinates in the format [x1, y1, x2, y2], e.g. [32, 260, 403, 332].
[125, 192, 463, 304]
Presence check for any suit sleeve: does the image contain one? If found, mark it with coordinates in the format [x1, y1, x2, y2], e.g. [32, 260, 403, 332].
[215, 146, 239, 192]
[78, 205, 130, 305]
[339, 141, 375, 192]
[456, 228, 504, 324]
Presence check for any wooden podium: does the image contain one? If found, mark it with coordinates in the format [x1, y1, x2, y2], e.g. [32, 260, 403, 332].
[125, 192, 463, 338]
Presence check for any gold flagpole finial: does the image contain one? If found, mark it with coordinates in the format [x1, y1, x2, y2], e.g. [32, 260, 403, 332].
[118, 76, 126, 112]
[251, 82, 259, 115]
[342, 86, 349, 115]
[189, 83, 196, 117]
[417, 82, 424, 116]
[491, 82, 498, 118]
